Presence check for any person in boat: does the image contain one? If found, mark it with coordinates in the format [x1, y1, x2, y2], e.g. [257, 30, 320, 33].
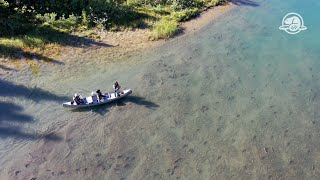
[73, 93, 84, 104]
[96, 89, 106, 100]
[113, 81, 121, 97]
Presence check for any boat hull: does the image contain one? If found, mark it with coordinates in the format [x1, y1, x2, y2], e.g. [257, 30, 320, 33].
[63, 89, 132, 108]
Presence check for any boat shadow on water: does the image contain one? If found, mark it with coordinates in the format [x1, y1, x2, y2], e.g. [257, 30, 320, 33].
[71, 95, 160, 115]
[122, 96, 160, 109]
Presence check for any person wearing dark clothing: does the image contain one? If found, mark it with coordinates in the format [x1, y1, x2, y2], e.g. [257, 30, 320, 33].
[73, 93, 84, 104]
[113, 81, 121, 97]
[96, 89, 106, 100]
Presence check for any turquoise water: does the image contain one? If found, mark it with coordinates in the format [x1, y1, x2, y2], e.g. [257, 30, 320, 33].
[1, 0, 320, 178]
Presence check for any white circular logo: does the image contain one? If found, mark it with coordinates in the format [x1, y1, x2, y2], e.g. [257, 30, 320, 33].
[279, 13, 307, 34]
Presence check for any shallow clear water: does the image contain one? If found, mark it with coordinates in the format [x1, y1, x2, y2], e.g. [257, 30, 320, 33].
[1, 0, 320, 178]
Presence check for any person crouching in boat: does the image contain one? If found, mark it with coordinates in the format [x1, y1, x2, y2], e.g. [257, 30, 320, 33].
[113, 81, 121, 97]
[96, 89, 106, 100]
[73, 93, 84, 104]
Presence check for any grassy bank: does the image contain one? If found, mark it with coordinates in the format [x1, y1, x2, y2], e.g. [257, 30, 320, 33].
[0, 0, 227, 61]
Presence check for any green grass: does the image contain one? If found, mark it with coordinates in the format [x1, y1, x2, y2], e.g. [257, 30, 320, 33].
[151, 19, 179, 39]
[0, 24, 71, 60]
[170, 8, 200, 22]
[0, 38, 25, 49]
[0, 35, 45, 49]
[207, 0, 223, 6]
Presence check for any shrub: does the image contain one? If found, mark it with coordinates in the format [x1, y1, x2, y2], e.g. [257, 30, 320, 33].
[171, 0, 204, 10]
[206, 0, 222, 6]
[52, 14, 78, 32]
[151, 19, 179, 39]
[21, 35, 45, 48]
[81, 10, 90, 27]
[127, 0, 166, 6]
[36, 13, 80, 33]
[36, 13, 57, 23]
[170, 8, 199, 22]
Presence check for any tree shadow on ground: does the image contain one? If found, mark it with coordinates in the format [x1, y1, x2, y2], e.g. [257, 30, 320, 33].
[0, 24, 113, 63]
[0, 44, 64, 65]
[31, 26, 112, 48]
[0, 65, 17, 71]
[0, 79, 69, 103]
[0, 5, 157, 63]
[0, 79, 65, 140]
[0, 101, 33, 123]
[1, 24, 113, 48]
[230, 0, 260, 7]
[0, 101, 62, 141]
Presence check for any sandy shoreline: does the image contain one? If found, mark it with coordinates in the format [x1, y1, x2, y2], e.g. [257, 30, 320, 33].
[64, 3, 235, 63]
[0, 3, 235, 79]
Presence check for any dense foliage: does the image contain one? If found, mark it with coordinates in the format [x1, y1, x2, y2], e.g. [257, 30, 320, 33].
[0, 0, 143, 36]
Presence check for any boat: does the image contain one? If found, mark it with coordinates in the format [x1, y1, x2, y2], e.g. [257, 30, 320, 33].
[63, 89, 132, 108]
